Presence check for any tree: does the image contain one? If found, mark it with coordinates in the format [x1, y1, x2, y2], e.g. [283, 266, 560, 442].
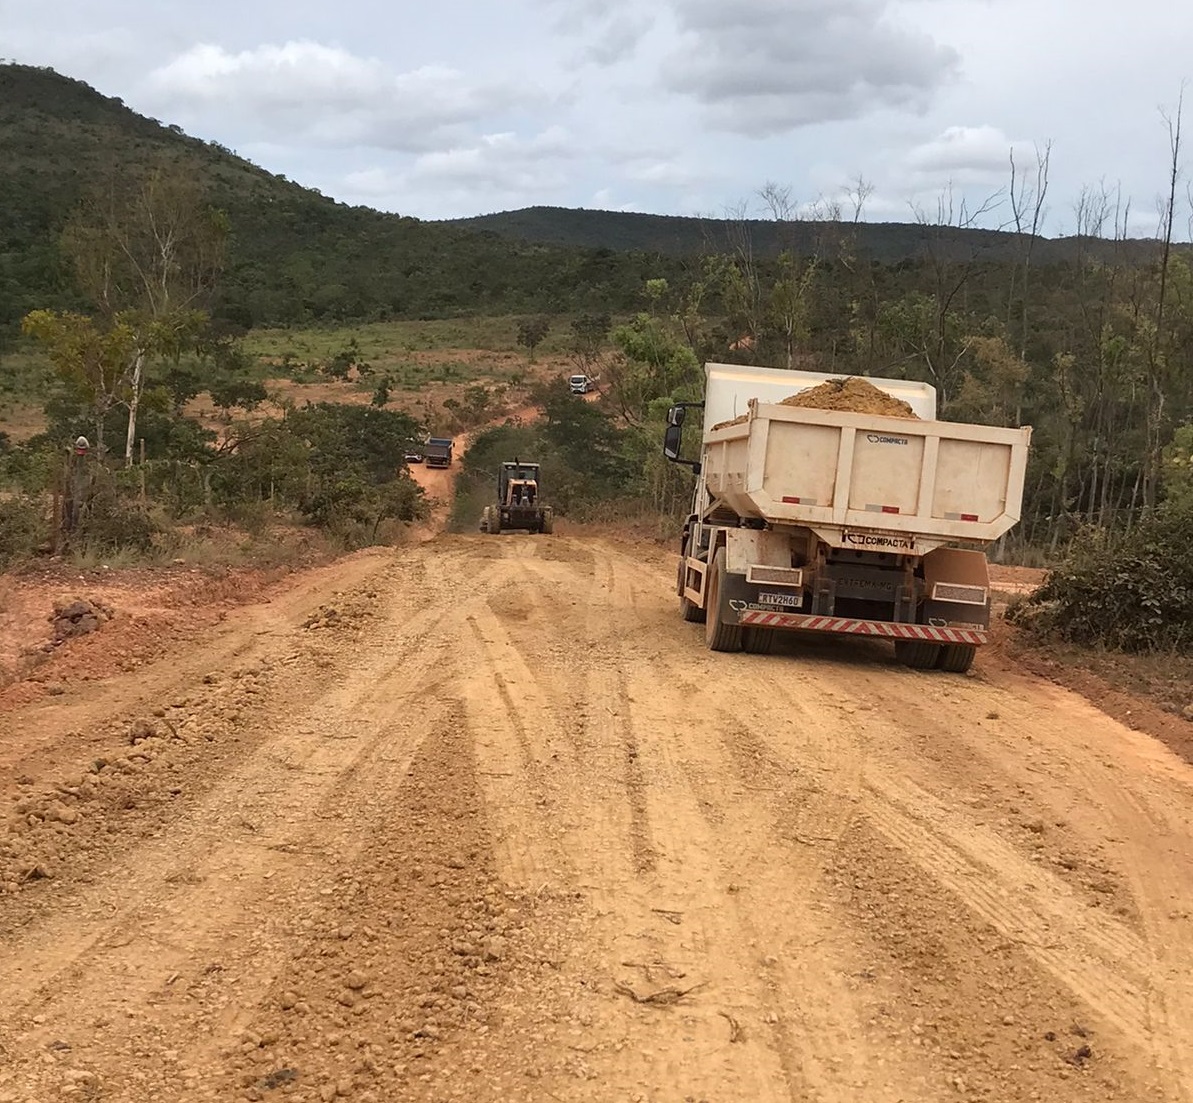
[60, 153, 229, 463]
[21, 309, 137, 456]
[607, 313, 701, 427]
[209, 378, 268, 416]
[516, 316, 551, 360]
[767, 251, 818, 369]
[371, 377, 392, 408]
[1006, 141, 1052, 362]
[569, 311, 610, 376]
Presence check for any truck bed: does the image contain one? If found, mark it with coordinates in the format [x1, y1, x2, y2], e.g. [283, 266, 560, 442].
[702, 402, 1031, 551]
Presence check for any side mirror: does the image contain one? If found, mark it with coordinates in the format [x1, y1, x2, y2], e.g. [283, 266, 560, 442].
[667, 405, 685, 428]
[663, 422, 683, 461]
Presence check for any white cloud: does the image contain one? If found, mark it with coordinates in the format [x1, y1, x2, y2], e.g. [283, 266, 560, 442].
[622, 159, 702, 187]
[903, 124, 1020, 180]
[4, 0, 1193, 230]
[657, 0, 959, 135]
[337, 126, 583, 215]
[410, 127, 577, 187]
[588, 188, 646, 212]
[146, 41, 542, 153]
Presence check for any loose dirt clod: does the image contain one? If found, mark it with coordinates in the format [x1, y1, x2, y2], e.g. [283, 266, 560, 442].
[49, 598, 115, 642]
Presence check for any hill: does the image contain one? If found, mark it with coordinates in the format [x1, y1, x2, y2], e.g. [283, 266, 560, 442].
[0, 63, 1175, 337]
[0, 64, 672, 332]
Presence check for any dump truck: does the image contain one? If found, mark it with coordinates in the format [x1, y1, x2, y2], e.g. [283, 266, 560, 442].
[663, 364, 1032, 673]
[479, 459, 554, 535]
[423, 437, 454, 468]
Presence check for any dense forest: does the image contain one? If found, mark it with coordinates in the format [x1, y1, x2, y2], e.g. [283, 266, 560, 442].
[4, 62, 1193, 649]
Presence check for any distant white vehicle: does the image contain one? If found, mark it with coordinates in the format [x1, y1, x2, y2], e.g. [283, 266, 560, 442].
[569, 373, 597, 394]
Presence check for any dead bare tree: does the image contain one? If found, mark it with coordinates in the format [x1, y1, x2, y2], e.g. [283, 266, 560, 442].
[900, 181, 1006, 406]
[1006, 141, 1052, 364]
[1143, 85, 1186, 509]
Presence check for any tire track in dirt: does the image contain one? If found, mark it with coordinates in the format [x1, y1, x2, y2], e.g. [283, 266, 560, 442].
[0, 547, 512, 1101]
[686, 624, 1178, 1099]
[573, 542, 1155, 1101]
[3, 533, 1193, 1103]
[476, 542, 946, 1102]
[779, 653, 1193, 1101]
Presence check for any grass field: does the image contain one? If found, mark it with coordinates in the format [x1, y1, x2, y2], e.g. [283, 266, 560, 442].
[1, 316, 590, 443]
[242, 315, 583, 362]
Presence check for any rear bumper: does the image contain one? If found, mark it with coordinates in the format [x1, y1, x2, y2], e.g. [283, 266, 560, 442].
[735, 608, 986, 646]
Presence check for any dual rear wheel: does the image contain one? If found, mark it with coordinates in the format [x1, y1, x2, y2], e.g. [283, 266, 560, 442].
[894, 640, 976, 673]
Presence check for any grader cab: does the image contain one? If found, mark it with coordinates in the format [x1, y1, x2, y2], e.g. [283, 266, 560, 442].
[480, 459, 554, 535]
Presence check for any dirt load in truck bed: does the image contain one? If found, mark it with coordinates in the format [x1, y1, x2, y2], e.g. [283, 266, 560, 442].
[713, 376, 920, 428]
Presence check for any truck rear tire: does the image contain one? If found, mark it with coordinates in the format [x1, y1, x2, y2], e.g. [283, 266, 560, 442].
[540, 509, 554, 534]
[741, 627, 775, 654]
[937, 644, 976, 673]
[894, 640, 941, 669]
[704, 548, 742, 652]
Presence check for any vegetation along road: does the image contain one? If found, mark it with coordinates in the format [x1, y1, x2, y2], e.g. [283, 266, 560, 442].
[2, 531, 1192, 1103]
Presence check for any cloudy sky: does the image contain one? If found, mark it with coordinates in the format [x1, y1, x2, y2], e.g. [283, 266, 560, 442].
[5, 0, 1191, 235]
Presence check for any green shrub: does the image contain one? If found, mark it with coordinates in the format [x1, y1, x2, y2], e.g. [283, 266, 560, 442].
[0, 495, 48, 566]
[1007, 509, 1193, 652]
[74, 475, 160, 554]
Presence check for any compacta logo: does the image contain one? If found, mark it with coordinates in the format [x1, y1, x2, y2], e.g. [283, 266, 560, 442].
[842, 531, 915, 551]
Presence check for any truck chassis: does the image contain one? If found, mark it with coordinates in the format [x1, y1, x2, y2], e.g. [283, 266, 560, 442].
[676, 520, 989, 672]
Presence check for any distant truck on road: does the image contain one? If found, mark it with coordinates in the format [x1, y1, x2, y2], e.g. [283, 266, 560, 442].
[569, 373, 598, 394]
[423, 437, 454, 468]
[663, 364, 1032, 673]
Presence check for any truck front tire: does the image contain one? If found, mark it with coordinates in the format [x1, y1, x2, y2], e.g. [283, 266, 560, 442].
[704, 548, 742, 652]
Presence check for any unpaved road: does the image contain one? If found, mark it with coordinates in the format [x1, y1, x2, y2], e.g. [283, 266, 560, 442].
[2, 534, 1193, 1103]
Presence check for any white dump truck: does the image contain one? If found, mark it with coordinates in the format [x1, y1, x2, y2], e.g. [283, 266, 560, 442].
[662, 364, 1032, 672]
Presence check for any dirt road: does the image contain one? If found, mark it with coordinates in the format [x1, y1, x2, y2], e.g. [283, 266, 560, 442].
[2, 534, 1193, 1103]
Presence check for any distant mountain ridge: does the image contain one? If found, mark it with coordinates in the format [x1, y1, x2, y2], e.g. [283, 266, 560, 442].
[442, 206, 1165, 265]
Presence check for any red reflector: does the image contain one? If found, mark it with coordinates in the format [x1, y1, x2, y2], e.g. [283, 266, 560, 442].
[781, 495, 801, 504]
[881, 505, 900, 514]
[961, 513, 979, 522]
